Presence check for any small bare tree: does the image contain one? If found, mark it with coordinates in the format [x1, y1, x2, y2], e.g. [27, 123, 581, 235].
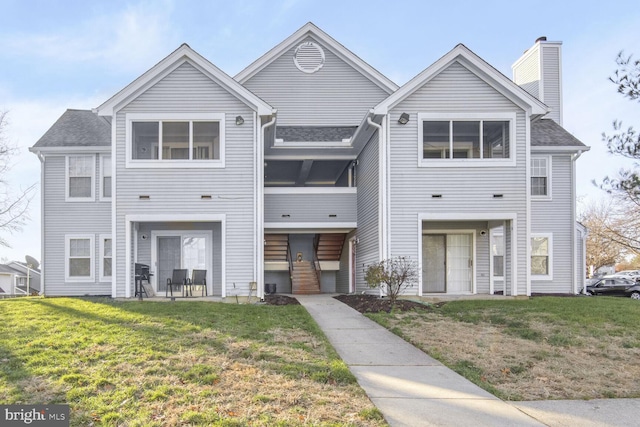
[0, 111, 35, 247]
[364, 256, 418, 306]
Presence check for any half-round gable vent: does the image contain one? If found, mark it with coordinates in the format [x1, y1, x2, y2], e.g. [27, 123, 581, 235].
[293, 42, 325, 74]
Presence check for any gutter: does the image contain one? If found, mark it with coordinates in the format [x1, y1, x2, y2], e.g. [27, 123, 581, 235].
[571, 149, 583, 294]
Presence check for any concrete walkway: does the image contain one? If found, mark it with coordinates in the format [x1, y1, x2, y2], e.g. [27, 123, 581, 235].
[296, 294, 543, 426]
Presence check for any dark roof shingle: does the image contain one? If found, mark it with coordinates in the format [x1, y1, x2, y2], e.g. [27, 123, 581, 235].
[33, 109, 111, 148]
[531, 119, 587, 148]
[276, 126, 357, 142]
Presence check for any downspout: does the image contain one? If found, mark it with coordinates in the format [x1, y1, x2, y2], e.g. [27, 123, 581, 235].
[258, 114, 276, 300]
[571, 150, 583, 294]
[37, 152, 45, 296]
[367, 113, 385, 298]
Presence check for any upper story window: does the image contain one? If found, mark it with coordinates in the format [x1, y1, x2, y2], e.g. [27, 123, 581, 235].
[531, 156, 551, 199]
[66, 155, 95, 201]
[101, 155, 112, 200]
[126, 113, 225, 168]
[418, 113, 516, 167]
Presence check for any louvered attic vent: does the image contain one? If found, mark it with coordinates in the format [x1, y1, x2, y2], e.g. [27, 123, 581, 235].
[294, 41, 325, 74]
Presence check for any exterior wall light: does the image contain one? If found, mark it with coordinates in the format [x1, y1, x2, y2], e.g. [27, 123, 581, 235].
[235, 115, 245, 125]
[398, 112, 410, 125]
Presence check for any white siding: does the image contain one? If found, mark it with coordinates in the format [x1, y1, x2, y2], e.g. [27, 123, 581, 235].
[243, 36, 389, 126]
[43, 155, 111, 295]
[531, 154, 573, 293]
[355, 132, 380, 293]
[264, 193, 356, 223]
[542, 45, 562, 124]
[389, 61, 529, 295]
[513, 45, 540, 99]
[114, 62, 258, 297]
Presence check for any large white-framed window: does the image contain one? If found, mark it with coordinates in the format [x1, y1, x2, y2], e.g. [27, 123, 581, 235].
[531, 233, 553, 280]
[126, 113, 225, 168]
[531, 156, 552, 199]
[99, 234, 112, 282]
[65, 234, 95, 282]
[418, 113, 516, 167]
[65, 155, 95, 201]
[100, 155, 112, 200]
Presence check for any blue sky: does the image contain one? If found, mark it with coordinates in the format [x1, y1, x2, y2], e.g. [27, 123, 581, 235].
[0, 0, 639, 262]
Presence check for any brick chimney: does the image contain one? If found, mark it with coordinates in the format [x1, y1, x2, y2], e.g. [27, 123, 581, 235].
[512, 37, 563, 124]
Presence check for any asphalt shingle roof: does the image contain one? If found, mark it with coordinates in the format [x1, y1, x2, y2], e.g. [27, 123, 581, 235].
[33, 109, 111, 148]
[276, 126, 357, 142]
[531, 119, 587, 148]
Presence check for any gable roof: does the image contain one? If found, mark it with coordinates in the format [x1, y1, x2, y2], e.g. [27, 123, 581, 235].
[95, 44, 274, 116]
[234, 22, 398, 94]
[373, 44, 548, 116]
[531, 119, 589, 149]
[31, 109, 111, 149]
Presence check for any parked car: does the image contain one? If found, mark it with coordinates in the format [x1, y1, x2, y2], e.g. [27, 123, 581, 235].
[583, 277, 640, 299]
[609, 270, 640, 281]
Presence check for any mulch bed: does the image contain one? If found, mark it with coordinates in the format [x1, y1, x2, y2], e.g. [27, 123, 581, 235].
[334, 293, 434, 313]
[264, 294, 300, 305]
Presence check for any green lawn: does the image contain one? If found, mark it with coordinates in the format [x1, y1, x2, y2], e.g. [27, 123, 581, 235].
[0, 298, 385, 426]
[368, 296, 640, 400]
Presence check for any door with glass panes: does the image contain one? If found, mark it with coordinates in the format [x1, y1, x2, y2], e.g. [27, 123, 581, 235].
[153, 232, 211, 293]
[422, 233, 473, 294]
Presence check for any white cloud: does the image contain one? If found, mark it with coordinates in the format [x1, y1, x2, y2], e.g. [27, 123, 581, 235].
[2, 1, 178, 74]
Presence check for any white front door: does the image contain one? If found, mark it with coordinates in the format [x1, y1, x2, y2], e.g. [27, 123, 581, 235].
[446, 234, 473, 293]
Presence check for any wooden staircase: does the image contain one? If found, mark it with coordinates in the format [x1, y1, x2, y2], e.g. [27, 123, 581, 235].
[291, 261, 321, 294]
[264, 234, 289, 261]
[316, 234, 346, 261]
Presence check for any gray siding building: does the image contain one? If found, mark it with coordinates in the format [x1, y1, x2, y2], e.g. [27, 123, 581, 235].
[31, 23, 588, 298]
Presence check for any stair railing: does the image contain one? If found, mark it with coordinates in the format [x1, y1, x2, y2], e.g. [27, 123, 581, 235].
[312, 234, 322, 288]
[286, 237, 294, 289]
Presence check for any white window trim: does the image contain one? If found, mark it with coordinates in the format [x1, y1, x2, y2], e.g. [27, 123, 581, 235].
[65, 155, 96, 202]
[99, 234, 112, 282]
[65, 234, 95, 282]
[531, 155, 552, 200]
[417, 112, 517, 168]
[100, 155, 112, 201]
[531, 233, 553, 281]
[125, 113, 225, 169]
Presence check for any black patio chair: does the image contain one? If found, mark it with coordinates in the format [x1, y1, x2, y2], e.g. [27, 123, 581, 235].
[166, 269, 188, 298]
[189, 269, 207, 297]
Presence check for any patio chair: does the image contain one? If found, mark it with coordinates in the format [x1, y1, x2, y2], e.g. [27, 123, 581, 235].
[166, 269, 188, 298]
[189, 269, 207, 297]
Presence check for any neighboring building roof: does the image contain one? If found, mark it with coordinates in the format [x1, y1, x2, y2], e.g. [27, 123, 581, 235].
[276, 126, 357, 142]
[32, 109, 111, 148]
[0, 264, 18, 274]
[95, 43, 274, 116]
[531, 119, 588, 148]
[235, 22, 398, 94]
[373, 44, 548, 117]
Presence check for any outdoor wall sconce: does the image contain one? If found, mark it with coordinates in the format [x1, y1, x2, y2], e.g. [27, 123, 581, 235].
[235, 115, 245, 125]
[398, 112, 410, 125]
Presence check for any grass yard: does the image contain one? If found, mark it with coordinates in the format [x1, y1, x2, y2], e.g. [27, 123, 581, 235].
[0, 298, 385, 426]
[367, 296, 640, 401]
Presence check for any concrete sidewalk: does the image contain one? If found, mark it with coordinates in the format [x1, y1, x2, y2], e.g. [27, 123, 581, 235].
[296, 294, 543, 426]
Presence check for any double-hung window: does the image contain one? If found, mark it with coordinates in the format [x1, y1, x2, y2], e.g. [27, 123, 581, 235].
[101, 155, 112, 199]
[127, 113, 225, 167]
[66, 155, 95, 201]
[99, 235, 112, 281]
[418, 113, 515, 166]
[531, 234, 553, 280]
[66, 235, 94, 281]
[531, 157, 551, 198]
